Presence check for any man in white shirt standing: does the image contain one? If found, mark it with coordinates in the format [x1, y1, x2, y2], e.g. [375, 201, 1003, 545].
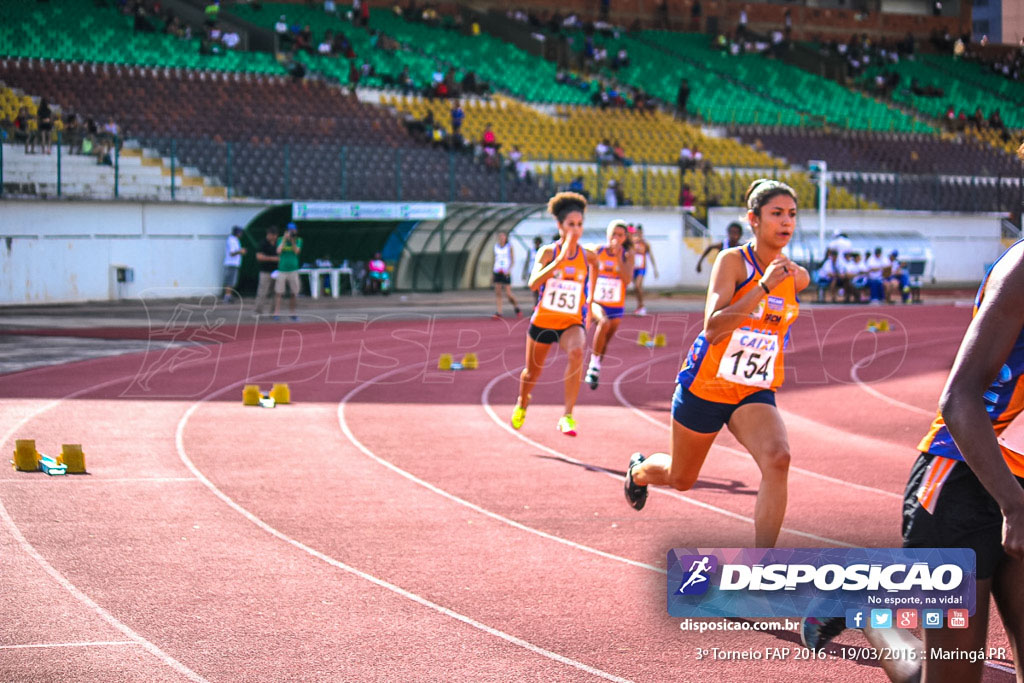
[223, 226, 246, 303]
[865, 246, 886, 303]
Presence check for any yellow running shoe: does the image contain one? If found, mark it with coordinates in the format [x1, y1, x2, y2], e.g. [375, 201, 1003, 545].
[556, 414, 577, 436]
[511, 405, 527, 430]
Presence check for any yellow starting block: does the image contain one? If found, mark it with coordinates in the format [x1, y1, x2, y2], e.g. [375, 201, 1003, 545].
[877, 319, 891, 332]
[438, 353, 453, 371]
[637, 331, 651, 347]
[13, 439, 39, 472]
[654, 333, 667, 348]
[60, 444, 87, 474]
[242, 384, 262, 406]
[461, 353, 478, 370]
[269, 383, 291, 404]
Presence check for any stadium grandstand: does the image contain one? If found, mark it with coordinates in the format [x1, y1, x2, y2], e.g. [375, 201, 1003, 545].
[0, 0, 1022, 303]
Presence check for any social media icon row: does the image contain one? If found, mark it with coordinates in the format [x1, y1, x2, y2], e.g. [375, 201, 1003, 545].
[845, 609, 968, 629]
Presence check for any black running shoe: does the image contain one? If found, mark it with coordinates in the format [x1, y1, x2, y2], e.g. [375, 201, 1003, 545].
[624, 452, 648, 511]
[585, 366, 599, 390]
[800, 617, 846, 650]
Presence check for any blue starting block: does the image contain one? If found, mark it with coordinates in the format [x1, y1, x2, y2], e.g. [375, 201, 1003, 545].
[38, 455, 66, 476]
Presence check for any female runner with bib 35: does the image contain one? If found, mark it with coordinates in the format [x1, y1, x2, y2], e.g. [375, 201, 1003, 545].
[624, 179, 809, 547]
[512, 192, 599, 437]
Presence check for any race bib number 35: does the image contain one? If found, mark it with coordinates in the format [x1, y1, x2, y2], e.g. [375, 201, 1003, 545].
[541, 279, 583, 315]
[594, 276, 623, 305]
[717, 329, 778, 388]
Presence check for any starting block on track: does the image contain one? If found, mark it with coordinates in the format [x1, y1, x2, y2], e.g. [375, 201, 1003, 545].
[11, 439, 87, 475]
[243, 383, 290, 407]
[438, 353, 478, 371]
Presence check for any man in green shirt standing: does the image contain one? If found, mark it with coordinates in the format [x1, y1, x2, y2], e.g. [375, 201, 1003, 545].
[273, 222, 303, 321]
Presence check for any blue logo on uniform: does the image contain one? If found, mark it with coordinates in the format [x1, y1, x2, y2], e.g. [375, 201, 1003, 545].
[767, 295, 784, 311]
[675, 555, 718, 595]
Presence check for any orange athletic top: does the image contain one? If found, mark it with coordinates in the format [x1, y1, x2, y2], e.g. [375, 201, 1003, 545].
[917, 241, 1024, 476]
[592, 245, 628, 309]
[677, 243, 800, 404]
[531, 242, 590, 330]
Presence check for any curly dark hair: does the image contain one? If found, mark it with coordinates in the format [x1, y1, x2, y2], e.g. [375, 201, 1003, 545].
[744, 179, 797, 216]
[547, 191, 588, 223]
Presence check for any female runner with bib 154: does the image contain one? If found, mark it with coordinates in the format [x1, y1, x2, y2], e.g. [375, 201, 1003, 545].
[512, 192, 599, 437]
[624, 179, 810, 548]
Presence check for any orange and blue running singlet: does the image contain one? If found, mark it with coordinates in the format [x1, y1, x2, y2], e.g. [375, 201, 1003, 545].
[531, 242, 590, 329]
[592, 245, 628, 309]
[677, 243, 800, 405]
[918, 240, 1024, 477]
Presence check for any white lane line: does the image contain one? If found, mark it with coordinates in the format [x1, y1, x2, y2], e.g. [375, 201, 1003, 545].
[849, 336, 961, 418]
[177, 356, 634, 683]
[337, 366, 662, 574]
[0, 499, 207, 682]
[611, 357, 903, 500]
[481, 371, 856, 548]
[0, 640, 138, 650]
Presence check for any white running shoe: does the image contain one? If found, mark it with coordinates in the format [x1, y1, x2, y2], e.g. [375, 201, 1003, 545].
[635, 306, 647, 317]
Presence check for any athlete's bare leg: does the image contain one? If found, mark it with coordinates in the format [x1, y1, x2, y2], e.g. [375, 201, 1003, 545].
[993, 557, 1024, 683]
[558, 325, 586, 416]
[631, 418, 718, 490]
[504, 284, 520, 314]
[634, 274, 646, 311]
[727, 402, 791, 548]
[517, 336, 553, 411]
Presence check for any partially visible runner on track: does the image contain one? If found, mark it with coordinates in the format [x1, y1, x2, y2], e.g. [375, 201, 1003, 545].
[511, 192, 598, 437]
[584, 219, 634, 391]
[802, 233, 1024, 683]
[631, 225, 658, 317]
[492, 231, 522, 320]
[623, 179, 809, 548]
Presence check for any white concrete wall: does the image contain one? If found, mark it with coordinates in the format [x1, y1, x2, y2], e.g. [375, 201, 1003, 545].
[0, 200, 268, 304]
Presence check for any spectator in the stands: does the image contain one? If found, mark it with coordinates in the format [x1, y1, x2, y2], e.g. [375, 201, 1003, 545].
[296, 25, 314, 53]
[36, 98, 53, 155]
[318, 31, 333, 55]
[612, 141, 631, 167]
[481, 124, 500, 169]
[678, 183, 695, 212]
[15, 106, 33, 152]
[595, 139, 615, 165]
[568, 175, 589, 200]
[222, 30, 240, 49]
[450, 101, 464, 136]
[63, 110, 82, 154]
[815, 249, 842, 303]
[605, 179, 619, 208]
[204, 0, 219, 26]
[844, 251, 868, 303]
[885, 250, 911, 304]
[275, 15, 290, 46]
[971, 107, 985, 130]
[348, 59, 360, 92]
[676, 78, 690, 119]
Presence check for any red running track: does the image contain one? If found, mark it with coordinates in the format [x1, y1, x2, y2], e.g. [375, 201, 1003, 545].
[0, 305, 1016, 681]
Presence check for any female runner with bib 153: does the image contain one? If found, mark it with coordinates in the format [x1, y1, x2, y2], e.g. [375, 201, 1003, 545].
[512, 192, 599, 437]
[624, 179, 809, 548]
